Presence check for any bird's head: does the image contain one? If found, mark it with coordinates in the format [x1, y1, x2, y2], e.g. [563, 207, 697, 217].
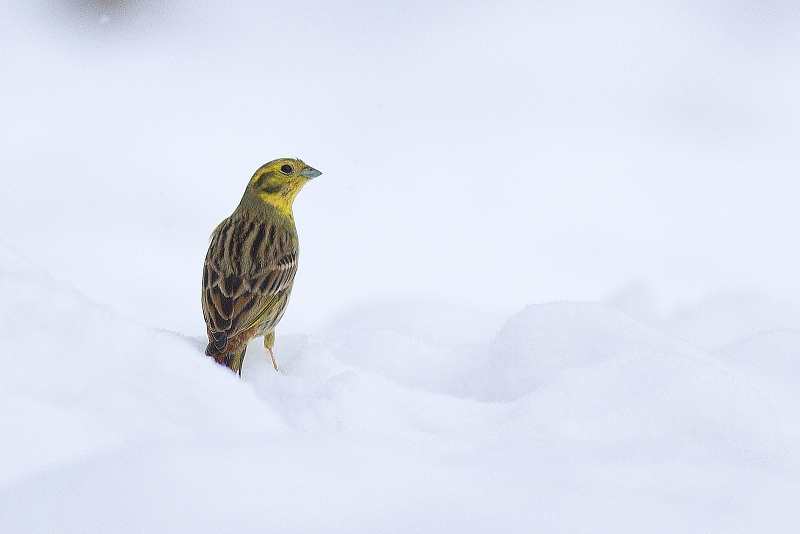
[244, 158, 321, 217]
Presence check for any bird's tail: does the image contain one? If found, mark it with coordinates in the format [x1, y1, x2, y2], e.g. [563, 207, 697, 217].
[227, 348, 247, 375]
[205, 332, 246, 375]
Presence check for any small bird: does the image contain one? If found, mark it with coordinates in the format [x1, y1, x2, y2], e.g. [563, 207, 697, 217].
[202, 158, 320, 374]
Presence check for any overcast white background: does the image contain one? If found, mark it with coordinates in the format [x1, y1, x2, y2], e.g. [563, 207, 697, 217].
[2, 0, 799, 338]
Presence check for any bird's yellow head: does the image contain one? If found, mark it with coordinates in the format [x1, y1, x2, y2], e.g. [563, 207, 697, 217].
[244, 158, 321, 217]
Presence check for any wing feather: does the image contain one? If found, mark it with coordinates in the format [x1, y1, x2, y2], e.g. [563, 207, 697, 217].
[202, 215, 298, 351]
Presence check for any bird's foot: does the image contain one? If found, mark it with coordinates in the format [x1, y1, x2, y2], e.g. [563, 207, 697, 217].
[268, 347, 278, 372]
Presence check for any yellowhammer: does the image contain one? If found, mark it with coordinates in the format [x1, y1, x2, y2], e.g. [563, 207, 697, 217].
[202, 158, 320, 374]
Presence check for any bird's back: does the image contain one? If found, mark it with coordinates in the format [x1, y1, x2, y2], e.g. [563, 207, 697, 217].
[202, 206, 299, 363]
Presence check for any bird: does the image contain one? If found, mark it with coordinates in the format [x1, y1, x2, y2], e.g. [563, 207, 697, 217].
[201, 158, 320, 375]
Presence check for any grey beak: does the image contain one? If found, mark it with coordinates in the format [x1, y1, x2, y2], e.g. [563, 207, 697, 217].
[301, 166, 322, 179]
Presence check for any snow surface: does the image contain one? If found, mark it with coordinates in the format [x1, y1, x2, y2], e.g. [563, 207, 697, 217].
[2, 241, 800, 532]
[3, 1, 800, 532]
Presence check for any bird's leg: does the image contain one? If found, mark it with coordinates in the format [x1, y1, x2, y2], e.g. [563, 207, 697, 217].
[264, 331, 278, 371]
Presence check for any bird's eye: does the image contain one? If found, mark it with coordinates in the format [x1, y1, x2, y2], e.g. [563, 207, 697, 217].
[280, 164, 293, 175]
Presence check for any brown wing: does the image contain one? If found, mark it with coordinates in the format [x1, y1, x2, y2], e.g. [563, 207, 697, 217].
[202, 215, 298, 353]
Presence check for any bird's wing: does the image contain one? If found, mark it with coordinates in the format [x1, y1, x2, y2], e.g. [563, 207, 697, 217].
[202, 218, 298, 347]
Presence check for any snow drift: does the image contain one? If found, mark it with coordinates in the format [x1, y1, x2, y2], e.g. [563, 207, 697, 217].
[1, 242, 799, 532]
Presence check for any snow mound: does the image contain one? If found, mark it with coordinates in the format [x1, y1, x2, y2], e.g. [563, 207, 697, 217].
[607, 283, 800, 351]
[714, 330, 800, 439]
[0, 244, 284, 489]
[2, 247, 800, 532]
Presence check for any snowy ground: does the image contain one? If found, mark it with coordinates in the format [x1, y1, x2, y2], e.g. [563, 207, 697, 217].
[2, 242, 799, 532]
[3, 1, 800, 532]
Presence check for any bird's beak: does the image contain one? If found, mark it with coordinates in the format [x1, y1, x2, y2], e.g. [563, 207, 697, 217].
[301, 166, 322, 179]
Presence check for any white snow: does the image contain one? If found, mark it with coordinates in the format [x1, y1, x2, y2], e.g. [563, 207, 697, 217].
[2, 241, 799, 532]
[2, 1, 800, 532]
